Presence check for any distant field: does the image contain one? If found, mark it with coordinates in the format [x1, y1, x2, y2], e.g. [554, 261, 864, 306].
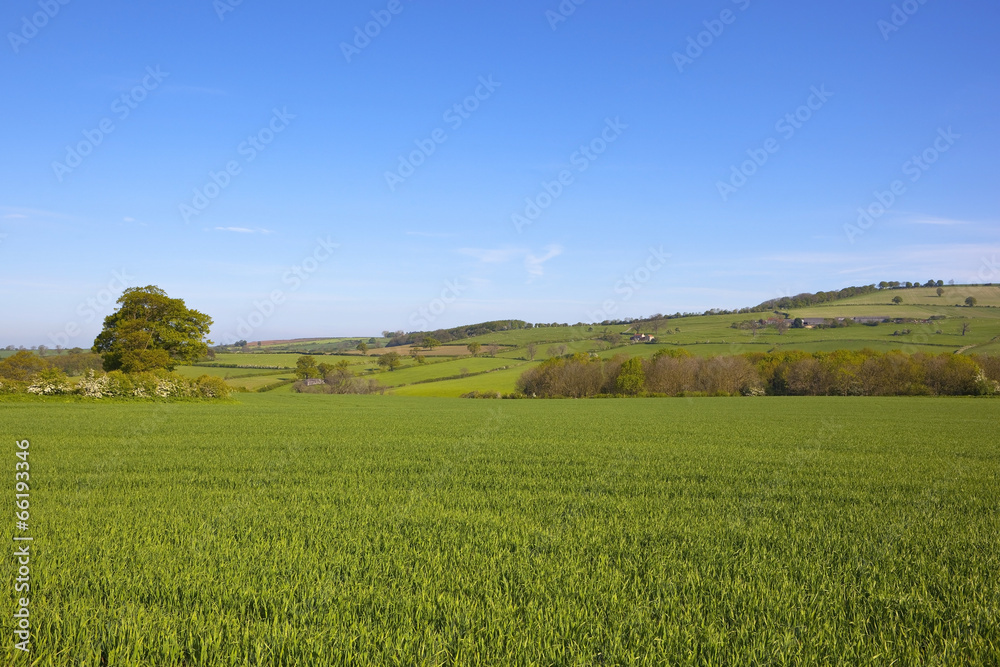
[391, 364, 536, 397]
[789, 303, 1000, 319]
[457, 324, 598, 346]
[172, 366, 287, 380]
[832, 285, 1000, 308]
[208, 353, 316, 368]
[376, 357, 521, 388]
[3, 395, 997, 664]
[226, 373, 297, 391]
[362, 344, 477, 357]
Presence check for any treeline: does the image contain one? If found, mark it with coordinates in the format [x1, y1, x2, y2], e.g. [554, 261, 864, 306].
[515, 349, 1000, 398]
[755, 285, 879, 311]
[0, 350, 102, 380]
[387, 320, 529, 347]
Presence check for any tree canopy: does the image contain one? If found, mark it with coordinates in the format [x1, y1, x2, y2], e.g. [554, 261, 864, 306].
[92, 286, 213, 372]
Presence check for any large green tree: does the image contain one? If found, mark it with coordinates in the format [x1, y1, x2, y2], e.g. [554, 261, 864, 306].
[92, 286, 213, 372]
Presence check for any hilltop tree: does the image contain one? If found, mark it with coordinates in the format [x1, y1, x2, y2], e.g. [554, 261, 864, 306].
[892, 296, 903, 305]
[377, 351, 402, 371]
[92, 286, 212, 372]
[295, 356, 320, 379]
[965, 296, 977, 307]
[936, 287, 945, 297]
[0, 351, 48, 381]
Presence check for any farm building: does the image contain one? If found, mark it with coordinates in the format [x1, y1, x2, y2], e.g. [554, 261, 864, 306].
[630, 334, 656, 343]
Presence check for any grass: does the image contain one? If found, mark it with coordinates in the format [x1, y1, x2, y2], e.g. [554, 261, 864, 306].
[390, 364, 537, 397]
[1, 395, 997, 665]
[832, 284, 1000, 308]
[171, 366, 288, 381]
[375, 357, 520, 388]
[206, 353, 315, 368]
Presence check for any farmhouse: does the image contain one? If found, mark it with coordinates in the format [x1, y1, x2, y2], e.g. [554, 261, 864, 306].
[630, 334, 655, 343]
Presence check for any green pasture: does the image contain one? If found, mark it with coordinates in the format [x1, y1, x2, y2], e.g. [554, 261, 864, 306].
[832, 284, 1000, 308]
[375, 357, 521, 388]
[391, 364, 537, 397]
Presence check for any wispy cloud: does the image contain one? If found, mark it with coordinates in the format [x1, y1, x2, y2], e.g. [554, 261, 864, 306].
[524, 245, 563, 280]
[0, 207, 69, 220]
[459, 244, 565, 281]
[459, 246, 524, 264]
[904, 216, 972, 226]
[406, 231, 454, 239]
[213, 226, 274, 235]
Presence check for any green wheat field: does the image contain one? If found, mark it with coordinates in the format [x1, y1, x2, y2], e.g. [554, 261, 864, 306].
[2, 394, 998, 665]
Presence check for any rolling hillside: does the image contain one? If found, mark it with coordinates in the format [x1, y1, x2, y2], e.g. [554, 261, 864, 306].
[209, 283, 1000, 397]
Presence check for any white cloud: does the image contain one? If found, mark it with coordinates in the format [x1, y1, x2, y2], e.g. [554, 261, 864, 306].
[459, 244, 565, 281]
[213, 227, 274, 235]
[524, 245, 563, 280]
[458, 246, 524, 264]
[406, 231, 454, 239]
[904, 216, 972, 226]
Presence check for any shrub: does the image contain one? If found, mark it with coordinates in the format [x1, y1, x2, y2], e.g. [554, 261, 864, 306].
[0, 379, 27, 395]
[614, 357, 645, 395]
[77, 370, 113, 398]
[0, 350, 48, 381]
[27, 368, 73, 395]
[195, 375, 231, 398]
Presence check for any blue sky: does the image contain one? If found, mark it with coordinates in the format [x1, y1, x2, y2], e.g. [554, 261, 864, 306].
[2, 0, 998, 346]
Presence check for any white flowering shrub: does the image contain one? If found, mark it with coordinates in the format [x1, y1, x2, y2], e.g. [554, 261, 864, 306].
[62, 369, 228, 400]
[974, 368, 1000, 396]
[27, 369, 73, 395]
[77, 370, 112, 398]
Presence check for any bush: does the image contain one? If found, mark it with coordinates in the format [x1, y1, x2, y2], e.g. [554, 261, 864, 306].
[0, 351, 48, 381]
[27, 368, 73, 395]
[615, 358, 645, 395]
[195, 375, 231, 398]
[0, 379, 27, 395]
